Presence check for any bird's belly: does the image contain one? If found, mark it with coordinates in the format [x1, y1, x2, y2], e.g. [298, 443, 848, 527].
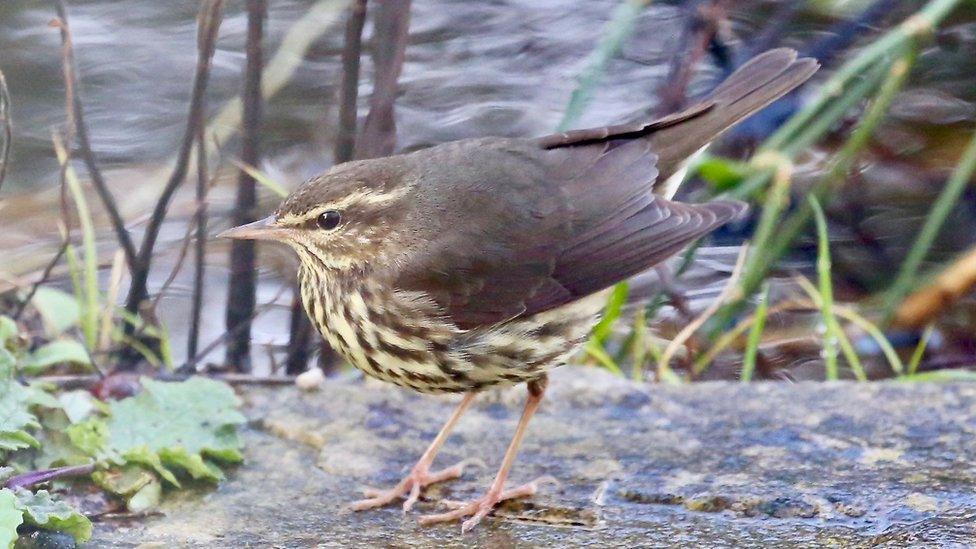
[301, 271, 606, 393]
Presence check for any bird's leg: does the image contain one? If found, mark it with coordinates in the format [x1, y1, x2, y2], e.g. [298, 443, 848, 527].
[420, 376, 550, 533]
[350, 391, 479, 513]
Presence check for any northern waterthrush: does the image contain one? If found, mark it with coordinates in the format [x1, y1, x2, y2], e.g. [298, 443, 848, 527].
[220, 48, 817, 531]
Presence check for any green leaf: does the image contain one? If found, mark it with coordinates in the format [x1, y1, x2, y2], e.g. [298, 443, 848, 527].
[92, 465, 161, 513]
[65, 420, 109, 458]
[23, 385, 62, 412]
[0, 382, 41, 454]
[29, 288, 80, 338]
[0, 489, 23, 549]
[29, 408, 91, 470]
[56, 391, 97, 425]
[0, 318, 17, 348]
[126, 476, 162, 514]
[22, 341, 91, 375]
[92, 465, 154, 496]
[696, 156, 752, 191]
[13, 489, 91, 543]
[0, 350, 14, 381]
[72, 377, 245, 485]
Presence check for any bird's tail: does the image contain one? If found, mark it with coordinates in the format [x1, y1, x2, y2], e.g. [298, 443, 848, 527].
[649, 49, 819, 180]
[538, 48, 819, 194]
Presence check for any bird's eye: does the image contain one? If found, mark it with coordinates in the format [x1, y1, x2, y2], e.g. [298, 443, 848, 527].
[316, 210, 342, 231]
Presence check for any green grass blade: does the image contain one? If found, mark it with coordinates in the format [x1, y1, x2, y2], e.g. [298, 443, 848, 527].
[881, 130, 976, 323]
[899, 369, 976, 383]
[584, 339, 624, 376]
[907, 324, 935, 376]
[740, 283, 770, 382]
[55, 135, 100, 350]
[809, 196, 838, 380]
[557, 0, 651, 131]
[591, 282, 629, 343]
[715, 48, 915, 338]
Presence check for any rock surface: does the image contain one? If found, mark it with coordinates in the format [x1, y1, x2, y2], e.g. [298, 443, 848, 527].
[93, 367, 976, 547]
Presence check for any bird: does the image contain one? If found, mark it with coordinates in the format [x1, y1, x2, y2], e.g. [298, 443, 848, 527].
[219, 48, 818, 532]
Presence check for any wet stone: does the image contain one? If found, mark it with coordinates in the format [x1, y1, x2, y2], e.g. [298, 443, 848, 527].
[92, 367, 976, 547]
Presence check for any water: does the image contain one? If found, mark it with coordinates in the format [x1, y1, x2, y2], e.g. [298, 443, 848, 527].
[0, 0, 680, 190]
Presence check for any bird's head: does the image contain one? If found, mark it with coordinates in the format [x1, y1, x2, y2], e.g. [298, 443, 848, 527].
[218, 159, 414, 272]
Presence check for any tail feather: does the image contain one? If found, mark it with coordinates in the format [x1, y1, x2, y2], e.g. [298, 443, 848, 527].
[650, 49, 819, 179]
[537, 48, 819, 188]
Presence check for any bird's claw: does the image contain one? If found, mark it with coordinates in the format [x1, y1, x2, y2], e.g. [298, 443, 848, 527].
[350, 457, 485, 513]
[418, 476, 556, 532]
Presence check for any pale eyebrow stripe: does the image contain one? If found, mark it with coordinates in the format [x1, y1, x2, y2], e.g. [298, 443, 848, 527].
[277, 187, 410, 225]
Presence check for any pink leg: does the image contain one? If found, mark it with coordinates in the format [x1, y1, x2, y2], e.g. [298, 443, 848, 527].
[350, 391, 479, 513]
[419, 377, 550, 533]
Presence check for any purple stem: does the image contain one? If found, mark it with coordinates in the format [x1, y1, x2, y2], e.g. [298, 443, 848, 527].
[4, 463, 96, 490]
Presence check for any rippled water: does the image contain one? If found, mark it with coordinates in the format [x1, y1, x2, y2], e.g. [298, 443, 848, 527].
[0, 0, 824, 190]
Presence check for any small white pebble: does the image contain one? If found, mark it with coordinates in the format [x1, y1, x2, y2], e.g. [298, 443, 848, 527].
[295, 367, 326, 391]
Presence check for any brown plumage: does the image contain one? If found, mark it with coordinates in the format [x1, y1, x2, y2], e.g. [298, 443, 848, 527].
[221, 48, 818, 532]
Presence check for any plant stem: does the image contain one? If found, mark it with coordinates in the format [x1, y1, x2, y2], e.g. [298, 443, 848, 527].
[881, 130, 976, 324]
[121, 0, 224, 350]
[557, 0, 652, 131]
[334, 0, 367, 164]
[53, 135, 98, 351]
[740, 282, 769, 382]
[713, 46, 916, 336]
[354, 0, 411, 160]
[808, 197, 838, 380]
[225, 0, 266, 372]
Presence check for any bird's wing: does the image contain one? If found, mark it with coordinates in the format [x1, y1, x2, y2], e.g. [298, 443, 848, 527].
[392, 136, 743, 330]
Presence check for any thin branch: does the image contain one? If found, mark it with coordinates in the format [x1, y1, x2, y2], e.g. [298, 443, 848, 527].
[188, 127, 212, 358]
[894, 245, 976, 329]
[183, 284, 287, 374]
[12, 242, 68, 321]
[224, 0, 266, 371]
[334, 0, 367, 163]
[15, 113, 79, 321]
[152, 147, 223, 316]
[32, 372, 296, 391]
[0, 69, 11, 193]
[51, 2, 138, 270]
[354, 0, 411, 160]
[121, 0, 224, 327]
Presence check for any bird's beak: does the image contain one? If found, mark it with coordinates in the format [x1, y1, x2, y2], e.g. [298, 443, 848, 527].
[217, 215, 287, 241]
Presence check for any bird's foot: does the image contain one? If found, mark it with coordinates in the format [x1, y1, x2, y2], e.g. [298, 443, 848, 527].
[350, 458, 484, 513]
[418, 476, 557, 533]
